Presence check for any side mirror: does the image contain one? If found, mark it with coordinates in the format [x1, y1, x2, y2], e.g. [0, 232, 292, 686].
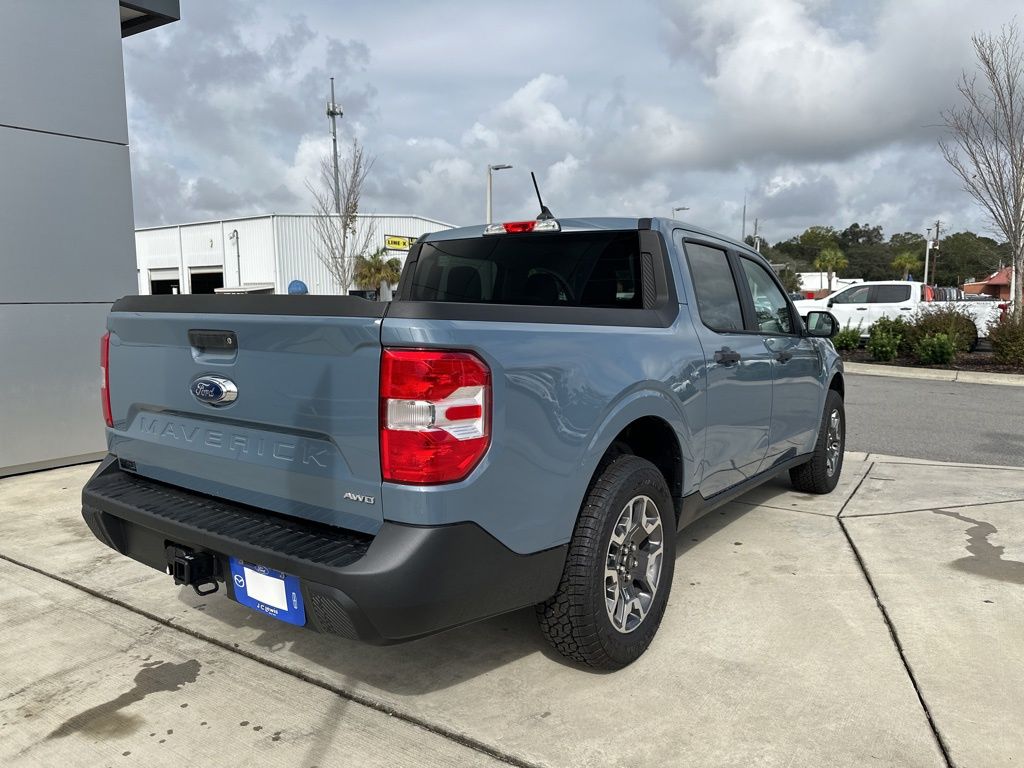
[826, 298, 835, 308]
[804, 310, 839, 338]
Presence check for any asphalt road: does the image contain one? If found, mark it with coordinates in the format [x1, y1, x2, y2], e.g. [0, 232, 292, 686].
[845, 373, 1024, 466]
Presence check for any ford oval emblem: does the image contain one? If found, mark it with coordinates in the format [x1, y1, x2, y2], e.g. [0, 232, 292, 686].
[190, 375, 238, 407]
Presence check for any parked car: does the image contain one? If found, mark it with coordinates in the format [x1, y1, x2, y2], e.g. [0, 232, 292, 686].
[83, 216, 845, 670]
[793, 281, 1003, 338]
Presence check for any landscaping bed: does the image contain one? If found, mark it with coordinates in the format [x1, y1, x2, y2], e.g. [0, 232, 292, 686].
[838, 347, 1024, 375]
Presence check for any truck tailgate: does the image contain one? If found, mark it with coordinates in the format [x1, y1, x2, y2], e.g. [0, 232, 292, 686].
[105, 296, 384, 534]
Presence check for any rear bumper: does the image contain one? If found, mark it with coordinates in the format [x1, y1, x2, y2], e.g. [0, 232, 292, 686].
[81, 456, 566, 643]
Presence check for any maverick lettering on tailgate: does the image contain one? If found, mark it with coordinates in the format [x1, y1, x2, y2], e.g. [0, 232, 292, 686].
[139, 416, 330, 468]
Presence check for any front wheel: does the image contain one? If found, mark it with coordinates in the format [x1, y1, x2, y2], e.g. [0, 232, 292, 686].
[789, 389, 845, 494]
[536, 455, 676, 670]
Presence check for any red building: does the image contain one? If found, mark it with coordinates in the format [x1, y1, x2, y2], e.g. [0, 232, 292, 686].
[963, 267, 1012, 301]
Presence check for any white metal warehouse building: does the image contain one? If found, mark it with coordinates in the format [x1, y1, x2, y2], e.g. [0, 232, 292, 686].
[134, 213, 455, 296]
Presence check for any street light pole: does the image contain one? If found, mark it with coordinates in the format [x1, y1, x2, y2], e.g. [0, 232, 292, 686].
[672, 205, 689, 218]
[924, 227, 933, 286]
[229, 229, 240, 287]
[326, 77, 343, 215]
[486, 164, 513, 224]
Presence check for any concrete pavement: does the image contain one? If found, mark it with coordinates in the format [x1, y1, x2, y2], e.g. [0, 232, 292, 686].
[1, 455, 1021, 767]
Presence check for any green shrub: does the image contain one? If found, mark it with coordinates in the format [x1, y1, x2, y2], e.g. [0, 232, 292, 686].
[915, 333, 956, 365]
[989, 309, 1024, 367]
[870, 316, 912, 356]
[909, 305, 978, 354]
[832, 322, 862, 351]
[867, 328, 900, 361]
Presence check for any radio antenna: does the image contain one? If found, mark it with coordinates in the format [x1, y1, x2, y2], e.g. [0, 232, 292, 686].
[531, 172, 555, 220]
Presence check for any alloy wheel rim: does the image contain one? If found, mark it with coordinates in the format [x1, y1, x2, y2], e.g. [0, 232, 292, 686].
[604, 495, 664, 634]
[826, 409, 842, 477]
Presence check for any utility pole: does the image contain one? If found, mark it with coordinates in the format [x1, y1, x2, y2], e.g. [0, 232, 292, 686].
[753, 218, 761, 252]
[931, 219, 942, 285]
[326, 77, 343, 215]
[741, 193, 747, 239]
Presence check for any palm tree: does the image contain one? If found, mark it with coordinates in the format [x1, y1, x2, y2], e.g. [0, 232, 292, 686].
[814, 247, 848, 291]
[891, 251, 921, 280]
[353, 247, 402, 295]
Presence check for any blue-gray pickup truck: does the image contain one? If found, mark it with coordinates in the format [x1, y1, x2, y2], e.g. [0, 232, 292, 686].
[83, 216, 844, 669]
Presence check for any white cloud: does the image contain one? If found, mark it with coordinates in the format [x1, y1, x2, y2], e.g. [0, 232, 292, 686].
[123, 0, 1021, 244]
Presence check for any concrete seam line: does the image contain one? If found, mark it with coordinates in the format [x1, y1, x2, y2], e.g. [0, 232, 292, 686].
[0, 553, 542, 768]
[843, 497, 1024, 519]
[871, 461, 1024, 473]
[835, 520, 956, 767]
[836, 461, 875, 520]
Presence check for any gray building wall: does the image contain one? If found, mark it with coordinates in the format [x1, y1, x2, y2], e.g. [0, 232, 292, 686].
[0, 1, 177, 476]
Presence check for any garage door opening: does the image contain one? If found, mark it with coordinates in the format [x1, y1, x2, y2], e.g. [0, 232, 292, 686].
[190, 269, 224, 294]
[149, 268, 180, 295]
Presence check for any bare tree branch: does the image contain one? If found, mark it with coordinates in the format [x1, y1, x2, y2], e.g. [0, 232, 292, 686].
[940, 22, 1024, 308]
[305, 138, 377, 293]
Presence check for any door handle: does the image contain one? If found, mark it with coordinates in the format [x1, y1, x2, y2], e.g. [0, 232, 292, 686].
[714, 348, 742, 366]
[855, 307, 868, 311]
[776, 350, 793, 363]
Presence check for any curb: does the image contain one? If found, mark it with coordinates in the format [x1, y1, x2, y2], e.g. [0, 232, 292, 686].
[844, 361, 1024, 387]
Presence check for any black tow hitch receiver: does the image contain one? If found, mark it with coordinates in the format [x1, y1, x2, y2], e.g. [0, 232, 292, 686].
[165, 545, 220, 597]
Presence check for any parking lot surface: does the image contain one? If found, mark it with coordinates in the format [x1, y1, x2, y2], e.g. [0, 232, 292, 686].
[845, 372, 1024, 465]
[2, 453, 1021, 767]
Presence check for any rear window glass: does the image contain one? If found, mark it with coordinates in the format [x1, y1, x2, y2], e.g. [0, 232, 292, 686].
[406, 231, 643, 308]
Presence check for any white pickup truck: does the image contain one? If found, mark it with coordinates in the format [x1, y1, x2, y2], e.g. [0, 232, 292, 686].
[793, 281, 1005, 338]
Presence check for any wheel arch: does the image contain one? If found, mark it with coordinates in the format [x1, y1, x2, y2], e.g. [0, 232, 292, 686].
[582, 392, 694, 523]
[828, 371, 845, 399]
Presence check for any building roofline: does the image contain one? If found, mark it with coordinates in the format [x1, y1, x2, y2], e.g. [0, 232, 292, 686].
[135, 212, 457, 232]
[120, 1, 179, 37]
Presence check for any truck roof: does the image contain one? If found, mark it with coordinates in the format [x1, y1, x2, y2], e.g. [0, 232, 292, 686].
[419, 216, 759, 256]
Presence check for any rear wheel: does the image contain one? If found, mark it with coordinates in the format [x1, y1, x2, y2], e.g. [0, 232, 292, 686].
[789, 389, 845, 494]
[536, 455, 675, 670]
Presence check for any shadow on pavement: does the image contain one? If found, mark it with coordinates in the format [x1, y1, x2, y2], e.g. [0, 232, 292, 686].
[174, 490, 768, 691]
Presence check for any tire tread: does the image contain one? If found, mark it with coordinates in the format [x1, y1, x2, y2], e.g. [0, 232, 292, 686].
[536, 455, 673, 669]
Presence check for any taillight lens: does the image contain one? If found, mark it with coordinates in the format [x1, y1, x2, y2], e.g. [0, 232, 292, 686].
[483, 219, 561, 235]
[100, 332, 112, 427]
[380, 349, 491, 484]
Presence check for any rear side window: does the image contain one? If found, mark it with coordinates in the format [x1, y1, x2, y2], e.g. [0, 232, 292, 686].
[407, 231, 642, 308]
[872, 285, 911, 303]
[684, 243, 744, 332]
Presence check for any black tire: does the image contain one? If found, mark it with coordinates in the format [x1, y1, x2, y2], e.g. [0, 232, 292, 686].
[536, 455, 676, 670]
[789, 389, 845, 494]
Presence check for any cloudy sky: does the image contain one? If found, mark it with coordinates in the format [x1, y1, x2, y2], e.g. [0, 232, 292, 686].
[123, 0, 1019, 243]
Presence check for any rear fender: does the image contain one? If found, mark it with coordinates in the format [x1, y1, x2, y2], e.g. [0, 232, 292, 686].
[581, 387, 697, 507]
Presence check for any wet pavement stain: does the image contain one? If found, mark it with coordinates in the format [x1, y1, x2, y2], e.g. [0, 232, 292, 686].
[935, 509, 1024, 585]
[46, 659, 201, 740]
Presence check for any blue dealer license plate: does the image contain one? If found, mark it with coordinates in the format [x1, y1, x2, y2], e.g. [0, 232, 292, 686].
[228, 557, 305, 626]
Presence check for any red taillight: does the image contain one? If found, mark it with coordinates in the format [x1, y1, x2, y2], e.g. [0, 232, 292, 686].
[380, 349, 491, 484]
[483, 219, 560, 235]
[502, 220, 536, 233]
[100, 332, 112, 427]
